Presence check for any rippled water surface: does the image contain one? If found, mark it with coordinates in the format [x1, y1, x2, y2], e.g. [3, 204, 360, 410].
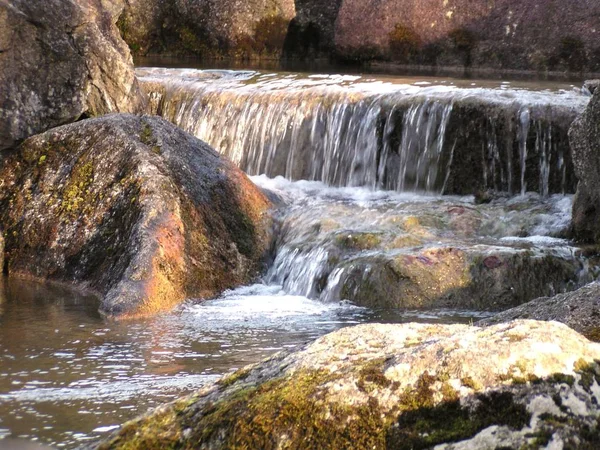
[0, 276, 487, 448]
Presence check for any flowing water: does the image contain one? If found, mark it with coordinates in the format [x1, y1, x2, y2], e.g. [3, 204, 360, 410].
[138, 68, 589, 196]
[0, 69, 596, 448]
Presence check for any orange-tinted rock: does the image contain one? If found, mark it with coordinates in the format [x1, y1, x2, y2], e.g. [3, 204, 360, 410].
[0, 114, 272, 318]
[334, 0, 600, 71]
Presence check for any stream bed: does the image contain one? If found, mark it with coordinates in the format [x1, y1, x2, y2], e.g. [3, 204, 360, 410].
[0, 176, 595, 448]
[0, 68, 596, 449]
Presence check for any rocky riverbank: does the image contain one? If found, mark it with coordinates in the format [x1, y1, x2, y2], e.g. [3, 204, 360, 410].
[118, 0, 600, 74]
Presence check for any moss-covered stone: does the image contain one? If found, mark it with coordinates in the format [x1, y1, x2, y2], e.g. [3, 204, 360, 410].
[95, 321, 600, 449]
[0, 114, 273, 318]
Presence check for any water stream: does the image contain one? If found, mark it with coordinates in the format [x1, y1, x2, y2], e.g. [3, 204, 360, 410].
[139, 68, 589, 195]
[0, 70, 596, 448]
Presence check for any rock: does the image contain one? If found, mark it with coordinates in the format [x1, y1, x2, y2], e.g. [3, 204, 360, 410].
[140, 69, 582, 198]
[283, 0, 343, 57]
[119, 0, 295, 58]
[480, 282, 600, 342]
[333, 0, 600, 71]
[0, 0, 147, 151]
[0, 114, 272, 318]
[583, 80, 600, 96]
[267, 192, 589, 311]
[570, 89, 600, 242]
[0, 231, 4, 275]
[320, 246, 585, 311]
[121, 0, 600, 71]
[94, 320, 600, 449]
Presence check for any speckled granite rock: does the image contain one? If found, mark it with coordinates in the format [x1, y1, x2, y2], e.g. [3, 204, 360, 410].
[480, 282, 600, 342]
[118, 0, 295, 58]
[0, 0, 147, 151]
[0, 114, 272, 318]
[334, 0, 600, 70]
[95, 320, 600, 449]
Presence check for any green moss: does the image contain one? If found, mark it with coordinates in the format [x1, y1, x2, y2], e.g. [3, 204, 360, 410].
[218, 367, 252, 388]
[189, 368, 389, 450]
[461, 376, 482, 390]
[548, 373, 575, 386]
[388, 391, 530, 449]
[62, 161, 95, 216]
[389, 24, 421, 63]
[140, 123, 154, 145]
[356, 358, 392, 393]
[583, 328, 600, 342]
[335, 232, 382, 251]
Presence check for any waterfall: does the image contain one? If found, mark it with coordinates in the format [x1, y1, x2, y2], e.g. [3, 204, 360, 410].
[139, 68, 588, 196]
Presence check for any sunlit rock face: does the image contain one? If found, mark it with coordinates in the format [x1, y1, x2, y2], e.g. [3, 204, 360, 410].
[0, 0, 147, 151]
[0, 114, 272, 318]
[96, 320, 600, 449]
[118, 0, 296, 57]
[333, 0, 600, 70]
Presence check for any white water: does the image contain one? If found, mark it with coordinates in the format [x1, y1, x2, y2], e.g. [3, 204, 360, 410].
[139, 68, 589, 195]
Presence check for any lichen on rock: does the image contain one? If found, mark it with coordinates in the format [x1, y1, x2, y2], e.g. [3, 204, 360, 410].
[94, 320, 600, 449]
[0, 114, 272, 318]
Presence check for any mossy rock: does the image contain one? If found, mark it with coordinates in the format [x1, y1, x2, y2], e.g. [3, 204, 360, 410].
[0, 114, 272, 318]
[95, 321, 600, 449]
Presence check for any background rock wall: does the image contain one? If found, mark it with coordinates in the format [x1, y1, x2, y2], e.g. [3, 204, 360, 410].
[120, 0, 600, 73]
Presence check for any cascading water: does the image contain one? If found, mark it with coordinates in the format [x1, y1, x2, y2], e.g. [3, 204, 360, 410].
[139, 68, 589, 196]
[1, 67, 597, 448]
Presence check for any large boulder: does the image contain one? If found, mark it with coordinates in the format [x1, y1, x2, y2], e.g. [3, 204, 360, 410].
[96, 321, 600, 449]
[119, 0, 296, 58]
[480, 282, 600, 342]
[333, 0, 600, 70]
[0, 114, 272, 318]
[0, 0, 147, 151]
[570, 86, 600, 242]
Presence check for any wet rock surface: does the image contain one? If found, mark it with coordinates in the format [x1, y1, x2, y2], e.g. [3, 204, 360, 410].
[570, 87, 600, 243]
[0, 0, 147, 151]
[259, 177, 593, 312]
[95, 320, 600, 449]
[140, 68, 585, 197]
[480, 282, 600, 342]
[0, 114, 272, 318]
[119, 0, 295, 58]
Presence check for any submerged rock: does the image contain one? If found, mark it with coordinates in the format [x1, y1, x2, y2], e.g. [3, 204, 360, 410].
[480, 282, 600, 342]
[0, 0, 146, 151]
[264, 186, 590, 311]
[0, 114, 272, 318]
[571, 87, 600, 243]
[95, 320, 600, 449]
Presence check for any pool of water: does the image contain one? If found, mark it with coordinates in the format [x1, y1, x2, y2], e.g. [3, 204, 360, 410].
[0, 277, 486, 448]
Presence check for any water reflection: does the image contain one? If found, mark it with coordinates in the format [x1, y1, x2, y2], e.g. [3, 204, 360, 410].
[0, 278, 484, 448]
